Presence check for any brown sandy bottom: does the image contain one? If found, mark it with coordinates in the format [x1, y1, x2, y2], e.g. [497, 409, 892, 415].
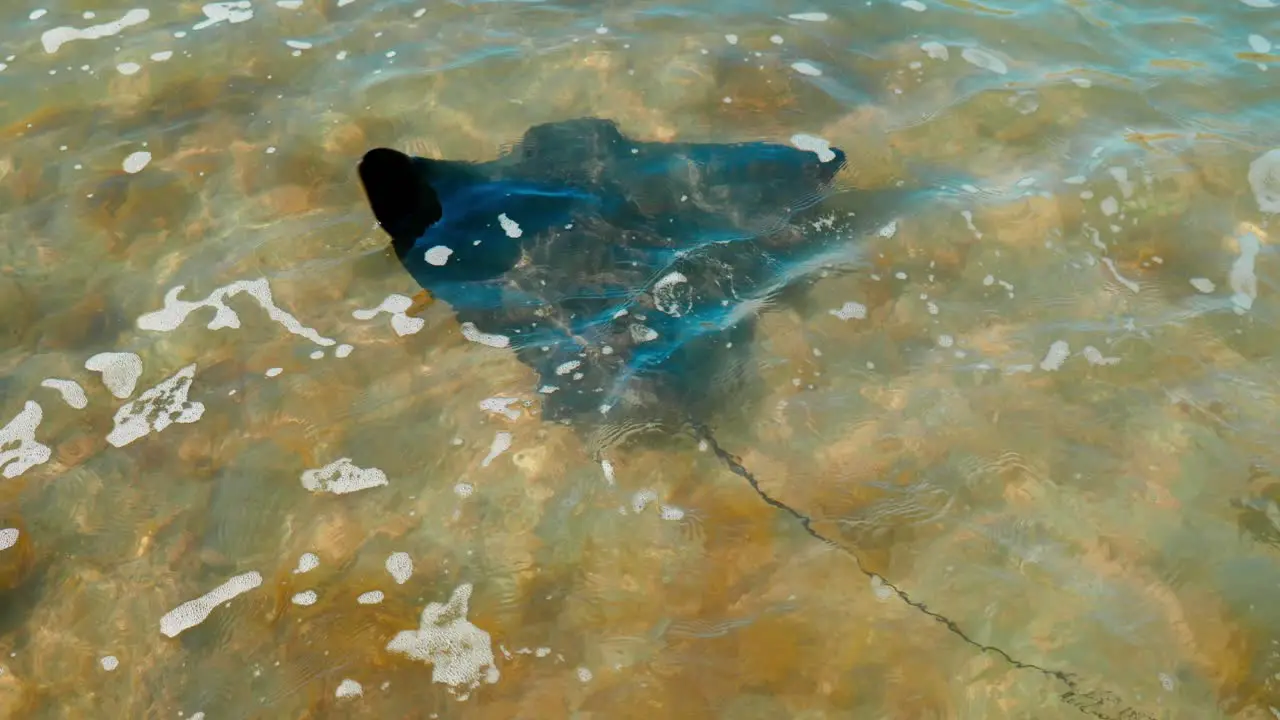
[1, 1, 1279, 718]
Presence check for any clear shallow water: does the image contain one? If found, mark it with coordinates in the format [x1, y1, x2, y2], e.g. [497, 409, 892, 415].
[0, 0, 1278, 717]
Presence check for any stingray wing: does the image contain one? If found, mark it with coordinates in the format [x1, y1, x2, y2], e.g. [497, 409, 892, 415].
[496, 118, 848, 252]
[607, 138, 847, 238]
[500, 117, 627, 186]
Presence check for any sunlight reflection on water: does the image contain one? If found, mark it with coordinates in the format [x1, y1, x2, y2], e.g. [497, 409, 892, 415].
[0, 0, 1277, 718]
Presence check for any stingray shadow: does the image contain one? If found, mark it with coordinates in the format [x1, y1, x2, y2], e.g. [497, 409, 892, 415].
[357, 117, 912, 442]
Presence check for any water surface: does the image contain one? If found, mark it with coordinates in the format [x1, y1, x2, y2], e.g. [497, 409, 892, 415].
[0, 0, 1278, 718]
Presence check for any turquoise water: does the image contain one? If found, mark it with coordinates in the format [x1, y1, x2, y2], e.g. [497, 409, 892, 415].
[0, 0, 1278, 717]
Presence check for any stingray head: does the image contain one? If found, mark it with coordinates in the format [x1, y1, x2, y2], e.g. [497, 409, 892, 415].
[358, 148, 443, 258]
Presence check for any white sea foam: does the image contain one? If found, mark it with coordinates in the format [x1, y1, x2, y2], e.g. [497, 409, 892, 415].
[1248, 149, 1280, 214]
[385, 584, 500, 698]
[653, 271, 691, 317]
[791, 61, 822, 76]
[40, 378, 87, 409]
[631, 489, 658, 514]
[105, 364, 205, 448]
[1229, 225, 1263, 314]
[629, 324, 658, 342]
[138, 279, 337, 347]
[293, 552, 320, 574]
[425, 245, 453, 266]
[497, 213, 523, 238]
[300, 458, 388, 494]
[160, 571, 262, 637]
[386, 552, 413, 584]
[193, 1, 254, 31]
[921, 41, 949, 60]
[829, 301, 867, 320]
[962, 47, 1008, 74]
[1039, 340, 1070, 371]
[1100, 257, 1140, 293]
[660, 506, 685, 520]
[41, 8, 150, 54]
[1189, 277, 1215, 294]
[85, 352, 143, 398]
[790, 133, 836, 162]
[335, 679, 363, 698]
[460, 322, 510, 348]
[479, 397, 521, 420]
[1081, 346, 1120, 366]
[482, 432, 512, 467]
[352, 294, 425, 336]
[0, 402, 52, 479]
[122, 150, 151, 172]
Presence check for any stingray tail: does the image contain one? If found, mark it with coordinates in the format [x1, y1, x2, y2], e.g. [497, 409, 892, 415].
[682, 420, 830, 539]
[682, 418, 1143, 720]
[896, 160, 992, 203]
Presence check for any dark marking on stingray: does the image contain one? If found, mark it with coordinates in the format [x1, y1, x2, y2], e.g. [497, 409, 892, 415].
[358, 117, 903, 438]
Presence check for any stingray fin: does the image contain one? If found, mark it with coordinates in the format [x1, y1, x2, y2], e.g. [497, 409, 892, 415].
[358, 148, 443, 257]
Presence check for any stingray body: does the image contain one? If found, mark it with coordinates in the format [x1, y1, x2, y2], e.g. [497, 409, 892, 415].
[353, 123, 1140, 715]
[358, 117, 902, 435]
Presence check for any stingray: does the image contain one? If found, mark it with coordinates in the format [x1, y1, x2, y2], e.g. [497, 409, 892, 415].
[353, 121, 1157, 716]
[356, 117, 902, 442]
